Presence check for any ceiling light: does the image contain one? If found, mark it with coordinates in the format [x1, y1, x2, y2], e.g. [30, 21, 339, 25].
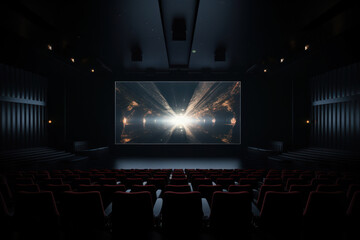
[280, 58, 284, 63]
[304, 45, 310, 51]
[264, 69, 267, 73]
[47, 45, 52, 51]
[91, 69, 95, 73]
[70, 58, 75, 63]
[192, 50, 197, 54]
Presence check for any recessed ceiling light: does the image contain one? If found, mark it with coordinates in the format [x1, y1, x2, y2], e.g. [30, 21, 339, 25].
[192, 50, 197, 53]
[304, 44, 310, 51]
[91, 69, 95, 73]
[47, 45, 52, 51]
[70, 58, 75, 63]
[264, 69, 267, 73]
[280, 58, 284, 63]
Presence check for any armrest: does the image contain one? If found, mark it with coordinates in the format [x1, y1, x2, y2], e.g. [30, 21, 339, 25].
[201, 198, 211, 219]
[153, 198, 163, 218]
[104, 202, 112, 217]
[156, 189, 162, 198]
[252, 202, 260, 217]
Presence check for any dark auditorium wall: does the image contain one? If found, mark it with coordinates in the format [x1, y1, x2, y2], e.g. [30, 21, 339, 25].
[0, 63, 47, 150]
[310, 62, 360, 150]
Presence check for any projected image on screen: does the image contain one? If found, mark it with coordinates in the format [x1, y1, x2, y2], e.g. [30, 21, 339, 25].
[115, 81, 240, 144]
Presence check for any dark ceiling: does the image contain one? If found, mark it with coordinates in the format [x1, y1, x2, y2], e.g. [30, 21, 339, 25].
[0, 0, 359, 75]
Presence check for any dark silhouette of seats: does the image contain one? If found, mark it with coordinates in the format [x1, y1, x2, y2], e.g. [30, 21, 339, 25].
[14, 191, 60, 240]
[124, 178, 143, 189]
[285, 178, 309, 190]
[228, 184, 253, 197]
[303, 191, 346, 240]
[169, 178, 188, 185]
[147, 178, 167, 190]
[215, 178, 235, 190]
[346, 191, 360, 240]
[316, 184, 342, 192]
[260, 191, 303, 240]
[42, 184, 72, 202]
[289, 184, 315, 209]
[198, 185, 223, 205]
[164, 184, 191, 193]
[256, 184, 283, 208]
[131, 184, 157, 204]
[61, 191, 105, 239]
[14, 184, 40, 193]
[209, 191, 252, 238]
[0, 192, 11, 240]
[112, 191, 154, 239]
[161, 191, 203, 234]
[98, 178, 117, 185]
[192, 178, 212, 191]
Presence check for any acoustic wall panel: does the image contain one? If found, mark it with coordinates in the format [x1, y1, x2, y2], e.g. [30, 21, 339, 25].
[311, 62, 360, 150]
[0, 63, 47, 150]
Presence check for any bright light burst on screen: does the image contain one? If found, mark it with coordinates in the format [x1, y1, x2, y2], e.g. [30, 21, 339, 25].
[115, 81, 240, 144]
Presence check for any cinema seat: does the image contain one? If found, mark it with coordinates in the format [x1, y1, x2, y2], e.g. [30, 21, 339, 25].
[285, 178, 309, 191]
[303, 191, 346, 240]
[228, 184, 253, 196]
[316, 184, 343, 192]
[98, 178, 117, 185]
[164, 184, 191, 193]
[209, 191, 252, 238]
[256, 184, 283, 208]
[131, 184, 157, 204]
[260, 191, 303, 240]
[263, 178, 282, 185]
[0, 193, 11, 240]
[169, 178, 188, 185]
[198, 185, 223, 205]
[71, 178, 91, 189]
[346, 191, 360, 240]
[14, 191, 60, 240]
[61, 191, 105, 239]
[112, 191, 154, 239]
[124, 178, 143, 189]
[239, 178, 259, 189]
[147, 178, 167, 190]
[289, 184, 315, 209]
[14, 184, 40, 193]
[101, 184, 126, 205]
[0, 183, 13, 207]
[161, 191, 203, 235]
[192, 178, 213, 191]
[215, 178, 235, 190]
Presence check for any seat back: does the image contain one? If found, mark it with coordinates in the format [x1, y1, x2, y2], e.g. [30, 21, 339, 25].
[162, 191, 203, 233]
[164, 184, 191, 193]
[131, 184, 157, 204]
[257, 184, 282, 208]
[192, 178, 212, 191]
[198, 185, 223, 205]
[112, 191, 154, 236]
[210, 191, 252, 233]
[260, 191, 303, 234]
[61, 191, 105, 230]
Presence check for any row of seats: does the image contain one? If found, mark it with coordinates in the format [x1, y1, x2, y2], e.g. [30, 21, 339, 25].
[1, 168, 359, 240]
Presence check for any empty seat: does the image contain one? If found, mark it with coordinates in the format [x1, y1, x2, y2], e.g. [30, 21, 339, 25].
[98, 178, 117, 185]
[0, 183, 13, 207]
[169, 178, 188, 185]
[0, 192, 11, 240]
[346, 191, 360, 240]
[198, 185, 223, 205]
[71, 178, 91, 188]
[15, 178, 34, 185]
[263, 178, 282, 185]
[215, 178, 235, 190]
[161, 191, 203, 234]
[260, 191, 303, 239]
[124, 178, 143, 189]
[303, 191, 346, 240]
[164, 185, 191, 193]
[61, 191, 105, 238]
[310, 178, 335, 187]
[228, 184, 253, 196]
[192, 178, 212, 191]
[347, 184, 360, 201]
[239, 178, 258, 189]
[285, 178, 309, 190]
[209, 191, 252, 237]
[289, 184, 315, 209]
[256, 184, 283, 208]
[147, 178, 167, 189]
[14, 191, 59, 239]
[112, 191, 154, 239]
[42, 184, 72, 202]
[101, 184, 126, 206]
[131, 184, 157, 204]
[316, 184, 343, 192]
[14, 184, 40, 193]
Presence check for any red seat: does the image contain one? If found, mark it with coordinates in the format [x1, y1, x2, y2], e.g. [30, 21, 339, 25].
[257, 184, 283, 208]
[303, 191, 346, 240]
[198, 185, 223, 205]
[112, 191, 154, 238]
[161, 191, 203, 234]
[15, 191, 59, 239]
[131, 184, 157, 205]
[191, 178, 212, 191]
[210, 191, 252, 236]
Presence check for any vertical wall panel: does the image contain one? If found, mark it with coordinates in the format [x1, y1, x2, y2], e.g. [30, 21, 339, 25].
[311, 62, 360, 150]
[0, 63, 47, 150]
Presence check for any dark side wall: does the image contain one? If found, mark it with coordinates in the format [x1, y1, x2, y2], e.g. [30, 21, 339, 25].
[242, 30, 360, 151]
[0, 33, 114, 151]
